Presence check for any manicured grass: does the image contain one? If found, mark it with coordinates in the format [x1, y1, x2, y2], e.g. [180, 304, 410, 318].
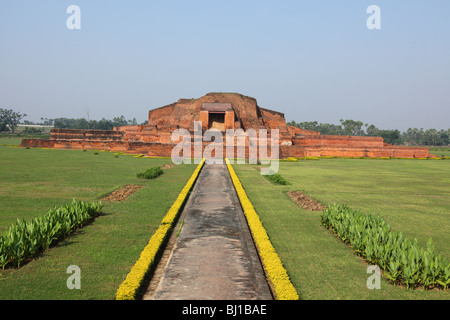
[0, 137, 22, 146]
[429, 147, 450, 158]
[0, 144, 195, 299]
[233, 160, 450, 300]
[1, 139, 448, 300]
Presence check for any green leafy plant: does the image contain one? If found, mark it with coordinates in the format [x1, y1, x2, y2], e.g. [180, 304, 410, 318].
[176, 219, 185, 238]
[0, 199, 103, 269]
[320, 203, 449, 290]
[264, 173, 290, 185]
[136, 167, 163, 179]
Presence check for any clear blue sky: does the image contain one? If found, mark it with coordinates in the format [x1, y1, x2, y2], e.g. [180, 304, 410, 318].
[1, 0, 449, 131]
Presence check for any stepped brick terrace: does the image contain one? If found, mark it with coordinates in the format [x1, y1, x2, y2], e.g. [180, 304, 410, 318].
[20, 92, 433, 159]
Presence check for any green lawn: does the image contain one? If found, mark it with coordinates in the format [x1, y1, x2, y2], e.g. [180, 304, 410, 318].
[233, 159, 450, 300]
[0, 141, 196, 299]
[1, 138, 449, 300]
[0, 137, 22, 146]
[429, 147, 450, 158]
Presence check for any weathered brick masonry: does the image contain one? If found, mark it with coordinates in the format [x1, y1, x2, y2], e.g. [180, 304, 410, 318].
[20, 92, 434, 159]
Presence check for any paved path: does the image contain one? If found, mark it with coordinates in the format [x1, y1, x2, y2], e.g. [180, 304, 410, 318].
[144, 163, 272, 300]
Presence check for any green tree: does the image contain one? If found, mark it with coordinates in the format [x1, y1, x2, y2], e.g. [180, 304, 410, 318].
[339, 119, 364, 136]
[112, 116, 128, 127]
[287, 120, 297, 126]
[0, 108, 27, 133]
[404, 128, 418, 145]
[438, 129, 449, 146]
[319, 123, 344, 135]
[366, 124, 379, 137]
[378, 129, 403, 145]
[295, 121, 319, 131]
[425, 128, 439, 146]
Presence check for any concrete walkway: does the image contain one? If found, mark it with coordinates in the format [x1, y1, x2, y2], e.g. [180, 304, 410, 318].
[143, 163, 272, 300]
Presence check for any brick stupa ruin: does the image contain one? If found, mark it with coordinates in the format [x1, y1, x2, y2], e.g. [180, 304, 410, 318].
[20, 92, 433, 159]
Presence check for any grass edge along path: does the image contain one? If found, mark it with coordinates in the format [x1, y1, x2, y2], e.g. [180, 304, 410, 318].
[115, 159, 205, 300]
[225, 158, 300, 300]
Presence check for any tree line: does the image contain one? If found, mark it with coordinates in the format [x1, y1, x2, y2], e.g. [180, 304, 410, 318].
[24, 116, 146, 131]
[52, 116, 141, 130]
[1, 107, 146, 134]
[287, 119, 450, 146]
[2, 107, 448, 146]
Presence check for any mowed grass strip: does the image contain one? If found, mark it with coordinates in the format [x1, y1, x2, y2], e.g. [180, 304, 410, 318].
[0, 144, 196, 299]
[429, 147, 450, 158]
[233, 159, 450, 300]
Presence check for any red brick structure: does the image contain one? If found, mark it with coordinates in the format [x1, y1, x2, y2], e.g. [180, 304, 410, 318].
[20, 92, 434, 158]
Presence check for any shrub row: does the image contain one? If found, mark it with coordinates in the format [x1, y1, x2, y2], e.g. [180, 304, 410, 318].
[264, 173, 290, 185]
[296, 156, 320, 160]
[226, 158, 299, 300]
[321, 204, 450, 290]
[277, 157, 298, 162]
[136, 167, 163, 179]
[115, 159, 205, 300]
[0, 199, 103, 269]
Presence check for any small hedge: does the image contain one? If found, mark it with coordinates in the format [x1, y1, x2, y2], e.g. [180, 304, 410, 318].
[136, 167, 163, 179]
[264, 173, 290, 185]
[0, 199, 103, 269]
[321, 204, 450, 290]
[278, 157, 298, 162]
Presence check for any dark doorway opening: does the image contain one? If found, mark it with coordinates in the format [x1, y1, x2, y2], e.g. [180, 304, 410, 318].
[208, 112, 225, 131]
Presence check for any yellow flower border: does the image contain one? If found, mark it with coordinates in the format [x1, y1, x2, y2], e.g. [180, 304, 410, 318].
[115, 158, 205, 300]
[225, 158, 300, 300]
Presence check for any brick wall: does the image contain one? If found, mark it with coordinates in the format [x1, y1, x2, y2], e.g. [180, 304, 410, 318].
[292, 135, 385, 147]
[50, 129, 124, 141]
